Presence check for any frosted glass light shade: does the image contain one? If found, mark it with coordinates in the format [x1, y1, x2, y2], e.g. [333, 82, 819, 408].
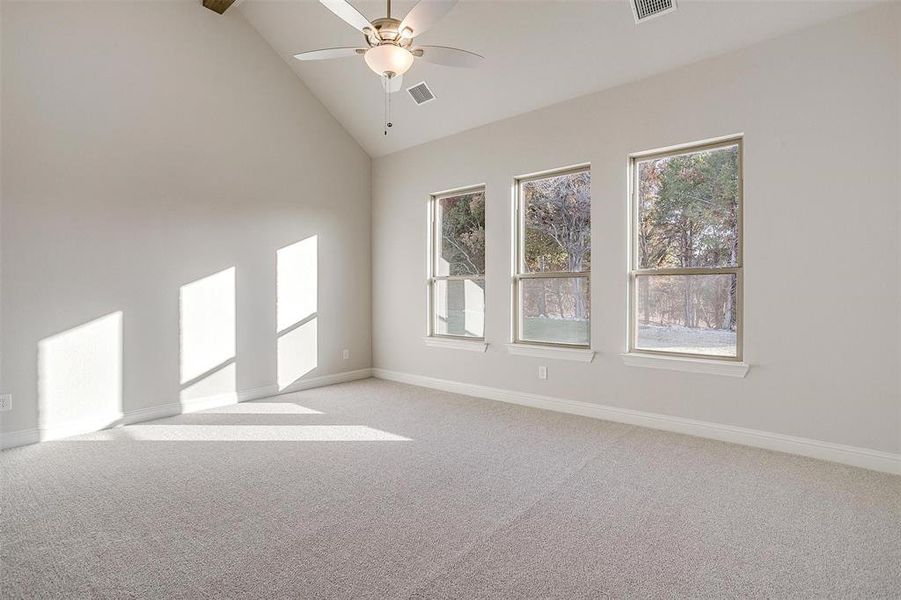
[364, 45, 414, 77]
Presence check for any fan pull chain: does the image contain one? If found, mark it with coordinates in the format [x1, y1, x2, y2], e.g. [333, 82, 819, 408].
[383, 75, 393, 136]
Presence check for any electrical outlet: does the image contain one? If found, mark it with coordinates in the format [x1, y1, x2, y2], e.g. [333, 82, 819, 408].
[537, 366, 547, 380]
[342, 349, 350, 360]
[0, 394, 11, 411]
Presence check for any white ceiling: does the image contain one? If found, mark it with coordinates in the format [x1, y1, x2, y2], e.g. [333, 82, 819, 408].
[239, 0, 873, 157]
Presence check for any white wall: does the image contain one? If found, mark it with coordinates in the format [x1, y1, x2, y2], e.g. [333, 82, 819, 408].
[373, 6, 901, 454]
[0, 1, 371, 437]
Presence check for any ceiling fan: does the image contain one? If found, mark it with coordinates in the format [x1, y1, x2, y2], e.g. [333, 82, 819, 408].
[294, 0, 484, 95]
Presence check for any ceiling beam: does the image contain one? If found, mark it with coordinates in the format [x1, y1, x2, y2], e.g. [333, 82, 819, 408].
[202, 0, 237, 15]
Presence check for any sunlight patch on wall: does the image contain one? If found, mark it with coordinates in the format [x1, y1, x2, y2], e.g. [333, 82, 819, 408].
[277, 318, 317, 390]
[38, 312, 123, 429]
[277, 237, 317, 332]
[180, 361, 236, 403]
[277, 236, 318, 390]
[72, 424, 411, 442]
[180, 267, 236, 402]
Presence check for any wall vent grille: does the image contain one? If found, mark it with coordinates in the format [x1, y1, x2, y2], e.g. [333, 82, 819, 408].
[631, 0, 677, 23]
[407, 82, 436, 105]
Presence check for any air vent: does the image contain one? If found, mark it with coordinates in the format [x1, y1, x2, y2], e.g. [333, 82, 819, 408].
[407, 82, 436, 105]
[631, 0, 677, 23]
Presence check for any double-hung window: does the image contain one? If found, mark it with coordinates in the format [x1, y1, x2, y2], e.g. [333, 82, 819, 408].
[513, 166, 591, 347]
[629, 138, 743, 360]
[428, 187, 486, 339]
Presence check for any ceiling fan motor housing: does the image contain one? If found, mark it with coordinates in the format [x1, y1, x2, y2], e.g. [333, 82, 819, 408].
[366, 18, 413, 48]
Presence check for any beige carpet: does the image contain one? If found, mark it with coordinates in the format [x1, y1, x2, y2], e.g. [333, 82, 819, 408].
[2, 378, 899, 599]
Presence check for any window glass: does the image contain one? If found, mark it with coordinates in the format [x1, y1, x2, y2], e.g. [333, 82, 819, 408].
[430, 187, 486, 340]
[520, 277, 590, 345]
[436, 191, 485, 276]
[637, 145, 739, 269]
[515, 167, 591, 347]
[635, 274, 737, 357]
[433, 279, 485, 338]
[631, 141, 742, 359]
[522, 171, 591, 273]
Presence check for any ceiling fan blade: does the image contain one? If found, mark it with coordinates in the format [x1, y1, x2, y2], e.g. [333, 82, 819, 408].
[399, 0, 458, 38]
[319, 0, 376, 34]
[293, 47, 366, 61]
[414, 45, 483, 68]
[382, 74, 404, 94]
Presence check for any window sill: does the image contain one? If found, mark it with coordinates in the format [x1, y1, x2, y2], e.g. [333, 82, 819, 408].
[506, 343, 595, 363]
[620, 353, 749, 378]
[422, 337, 488, 353]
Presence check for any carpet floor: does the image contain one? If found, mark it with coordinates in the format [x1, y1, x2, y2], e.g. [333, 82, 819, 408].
[2, 378, 899, 599]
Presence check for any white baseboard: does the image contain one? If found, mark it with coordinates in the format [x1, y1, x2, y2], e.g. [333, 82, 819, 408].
[112, 383, 281, 428]
[0, 369, 373, 450]
[372, 368, 901, 476]
[38, 412, 126, 442]
[176, 383, 280, 415]
[276, 368, 372, 394]
[0, 428, 40, 449]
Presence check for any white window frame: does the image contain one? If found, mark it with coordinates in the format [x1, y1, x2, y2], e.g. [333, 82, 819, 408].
[512, 164, 591, 349]
[427, 185, 486, 341]
[628, 137, 744, 362]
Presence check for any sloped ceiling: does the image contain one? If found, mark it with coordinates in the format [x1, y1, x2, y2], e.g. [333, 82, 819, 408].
[239, 0, 873, 157]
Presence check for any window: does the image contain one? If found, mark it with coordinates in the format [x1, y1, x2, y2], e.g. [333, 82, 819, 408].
[513, 166, 591, 347]
[630, 138, 742, 360]
[428, 187, 486, 339]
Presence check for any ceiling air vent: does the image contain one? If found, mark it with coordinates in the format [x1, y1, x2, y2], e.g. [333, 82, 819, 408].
[631, 0, 677, 23]
[407, 82, 436, 106]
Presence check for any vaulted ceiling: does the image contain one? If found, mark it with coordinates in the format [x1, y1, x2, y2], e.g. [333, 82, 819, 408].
[239, 0, 872, 157]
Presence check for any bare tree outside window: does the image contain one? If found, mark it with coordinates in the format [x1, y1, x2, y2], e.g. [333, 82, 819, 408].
[631, 140, 742, 359]
[515, 167, 591, 346]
